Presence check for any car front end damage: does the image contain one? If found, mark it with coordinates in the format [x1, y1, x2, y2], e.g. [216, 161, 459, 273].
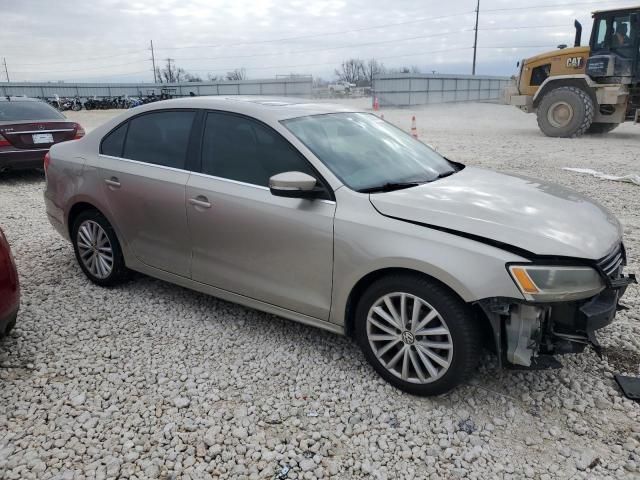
[478, 243, 637, 368]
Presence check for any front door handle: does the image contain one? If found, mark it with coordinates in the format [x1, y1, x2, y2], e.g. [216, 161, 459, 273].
[105, 177, 121, 188]
[188, 196, 212, 209]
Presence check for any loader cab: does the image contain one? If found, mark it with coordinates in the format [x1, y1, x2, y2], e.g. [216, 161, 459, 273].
[587, 8, 640, 82]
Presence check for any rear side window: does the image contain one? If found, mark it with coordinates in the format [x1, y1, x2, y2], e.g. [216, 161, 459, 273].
[101, 123, 128, 157]
[0, 101, 63, 121]
[201, 112, 316, 187]
[122, 110, 195, 169]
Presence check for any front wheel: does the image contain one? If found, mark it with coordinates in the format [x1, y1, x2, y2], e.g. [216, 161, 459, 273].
[536, 86, 594, 138]
[71, 210, 129, 286]
[355, 274, 481, 396]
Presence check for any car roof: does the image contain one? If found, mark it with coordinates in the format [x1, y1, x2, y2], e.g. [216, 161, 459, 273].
[129, 96, 363, 121]
[592, 6, 640, 15]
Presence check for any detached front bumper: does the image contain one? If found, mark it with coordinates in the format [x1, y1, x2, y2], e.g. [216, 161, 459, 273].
[479, 274, 636, 368]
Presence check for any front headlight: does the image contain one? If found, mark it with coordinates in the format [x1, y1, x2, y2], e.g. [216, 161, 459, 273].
[508, 264, 605, 302]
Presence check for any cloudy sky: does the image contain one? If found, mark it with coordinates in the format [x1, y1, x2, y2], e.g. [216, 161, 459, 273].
[0, 0, 637, 83]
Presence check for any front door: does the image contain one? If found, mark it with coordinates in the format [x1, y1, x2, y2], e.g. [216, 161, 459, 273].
[97, 110, 196, 277]
[186, 112, 335, 320]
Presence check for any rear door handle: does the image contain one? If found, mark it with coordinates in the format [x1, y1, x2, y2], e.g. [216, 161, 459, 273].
[188, 196, 212, 209]
[104, 177, 121, 188]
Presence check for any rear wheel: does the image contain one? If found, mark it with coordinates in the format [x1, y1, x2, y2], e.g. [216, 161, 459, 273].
[537, 86, 594, 138]
[586, 122, 619, 134]
[71, 210, 129, 286]
[355, 274, 481, 396]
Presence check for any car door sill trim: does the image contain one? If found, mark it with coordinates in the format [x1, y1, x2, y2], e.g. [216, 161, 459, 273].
[128, 259, 344, 335]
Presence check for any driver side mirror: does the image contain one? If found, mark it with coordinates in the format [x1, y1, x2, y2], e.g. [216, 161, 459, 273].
[269, 171, 324, 199]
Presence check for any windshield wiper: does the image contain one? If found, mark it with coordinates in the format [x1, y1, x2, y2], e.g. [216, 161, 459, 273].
[359, 181, 423, 193]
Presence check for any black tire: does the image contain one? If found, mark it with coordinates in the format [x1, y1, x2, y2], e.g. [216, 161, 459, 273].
[71, 209, 129, 287]
[536, 86, 594, 138]
[586, 122, 619, 134]
[0, 312, 17, 338]
[354, 274, 482, 396]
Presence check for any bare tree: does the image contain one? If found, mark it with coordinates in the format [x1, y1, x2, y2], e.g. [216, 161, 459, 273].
[363, 58, 386, 85]
[225, 68, 247, 81]
[185, 73, 202, 82]
[155, 59, 199, 83]
[334, 58, 365, 84]
[207, 73, 224, 82]
[388, 65, 421, 74]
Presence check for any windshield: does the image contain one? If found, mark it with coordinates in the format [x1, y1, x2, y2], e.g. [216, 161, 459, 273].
[0, 101, 64, 121]
[282, 112, 456, 192]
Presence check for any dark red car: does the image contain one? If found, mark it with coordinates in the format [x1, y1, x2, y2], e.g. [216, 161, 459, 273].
[0, 97, 84, 171]
[0, 226, 19, 337]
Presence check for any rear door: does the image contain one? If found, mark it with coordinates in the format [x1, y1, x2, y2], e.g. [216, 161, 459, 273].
[97, 109, 198, 277]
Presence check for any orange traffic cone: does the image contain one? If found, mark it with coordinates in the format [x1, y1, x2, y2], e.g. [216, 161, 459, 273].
[410, 115, 418, 139]
[373, 97, 379, 111]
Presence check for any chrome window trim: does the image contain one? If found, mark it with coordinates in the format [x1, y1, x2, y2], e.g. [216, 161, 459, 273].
[97, 154, 190, 174]
[189, 171, 336, 205]
[97, 154, 336, 205]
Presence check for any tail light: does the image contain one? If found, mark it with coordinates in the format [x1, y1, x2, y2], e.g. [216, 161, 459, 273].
[0, 133, 10, 147]
[73, 124, 85, 140]
[44, 151, 51, 172]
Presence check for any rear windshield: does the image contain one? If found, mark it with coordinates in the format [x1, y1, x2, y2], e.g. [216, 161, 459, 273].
[0, 101, 64, 121]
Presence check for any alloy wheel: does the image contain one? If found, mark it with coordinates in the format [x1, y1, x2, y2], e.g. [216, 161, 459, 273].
[76, 220, 114, 279]
[366, 292, 453, 384]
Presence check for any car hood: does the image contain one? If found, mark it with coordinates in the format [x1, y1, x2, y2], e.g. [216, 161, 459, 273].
[369, 167, 621, 260]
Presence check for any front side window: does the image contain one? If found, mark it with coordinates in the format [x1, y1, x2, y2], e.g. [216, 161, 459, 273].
[282, 113, 455, 192]
[122, 110, 195, 169]
[201, 112, 317, 187]
[594, 19, 608, 49]
[612, 15, 632, 48]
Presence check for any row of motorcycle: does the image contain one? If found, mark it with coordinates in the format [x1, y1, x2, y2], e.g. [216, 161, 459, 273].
[43, 93, 174, 112]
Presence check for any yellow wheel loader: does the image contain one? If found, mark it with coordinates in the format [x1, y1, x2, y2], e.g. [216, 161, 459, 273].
[505, 6, 640, 137]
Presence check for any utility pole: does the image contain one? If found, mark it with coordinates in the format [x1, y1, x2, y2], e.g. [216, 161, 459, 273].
[472, 0, 480, 75]
[2, 58, 9, 83]
[150, 40, 157, 83]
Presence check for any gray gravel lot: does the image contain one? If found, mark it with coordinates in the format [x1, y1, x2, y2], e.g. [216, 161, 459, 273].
[0, 102, 639, 480]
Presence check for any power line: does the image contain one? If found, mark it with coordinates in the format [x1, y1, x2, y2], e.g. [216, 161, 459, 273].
[484, 0, 637, 13]
[12, 59, 148, 75]
[173, 28, 476, 63]
[8, 49, 147, 67]
[154, 11, 477, 52]
[183, 47, 473, 75]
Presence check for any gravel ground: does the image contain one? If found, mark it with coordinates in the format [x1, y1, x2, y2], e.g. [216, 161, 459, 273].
[0, 101, 639, 480]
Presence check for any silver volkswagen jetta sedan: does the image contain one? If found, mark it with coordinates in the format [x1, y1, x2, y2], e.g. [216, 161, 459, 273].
[44, 97, 635, 395]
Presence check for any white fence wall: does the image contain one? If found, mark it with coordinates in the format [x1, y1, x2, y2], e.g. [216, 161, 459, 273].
[0, 77, 313, 99]
[373, 74, 511, 107]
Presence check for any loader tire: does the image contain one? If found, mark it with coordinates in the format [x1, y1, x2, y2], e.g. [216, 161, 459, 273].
[536, 86, 594, 138]
[586, 122, 619, 134]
